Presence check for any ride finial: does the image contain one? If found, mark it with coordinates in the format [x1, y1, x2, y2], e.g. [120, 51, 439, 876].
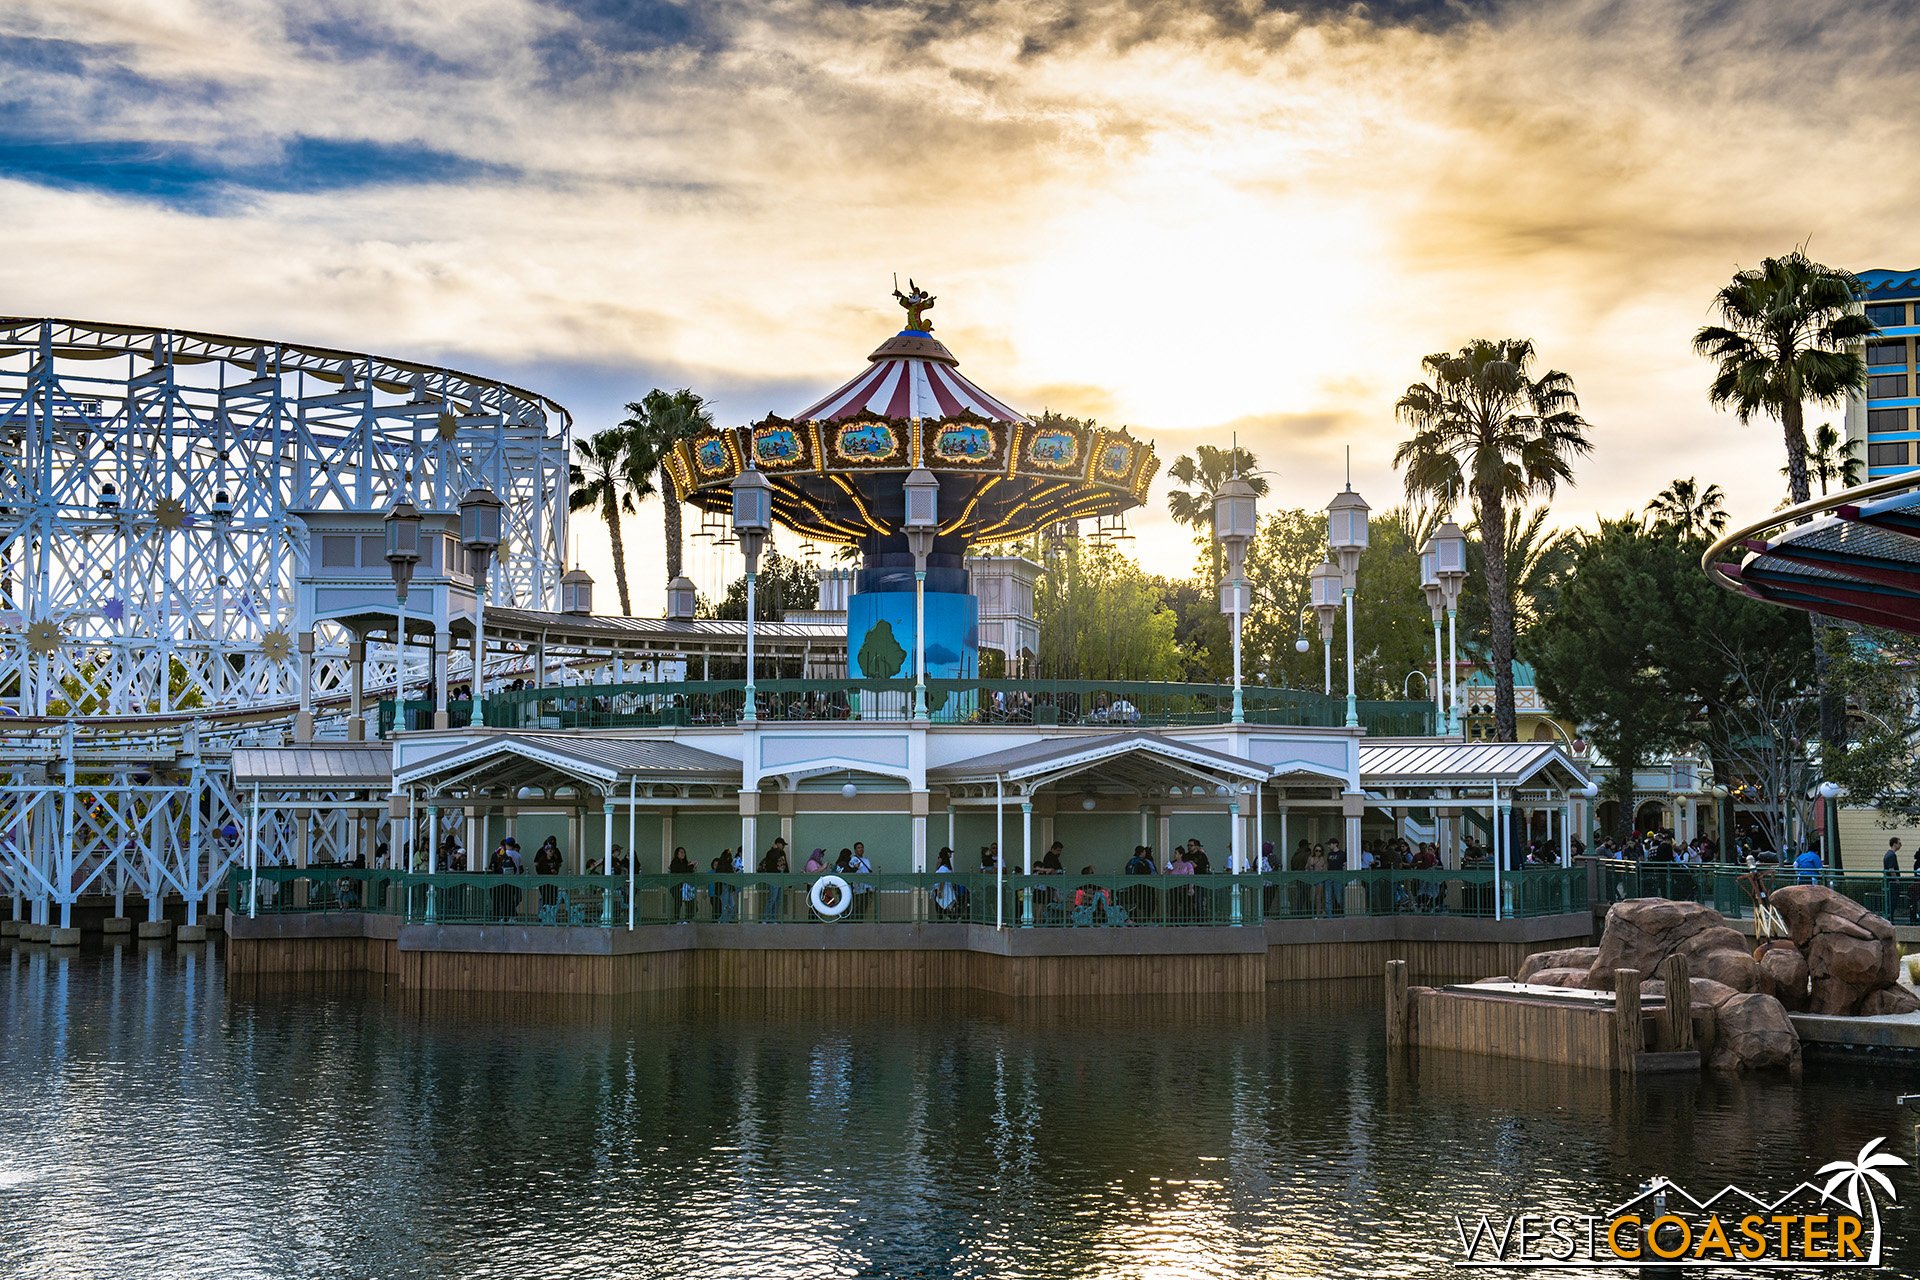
[892, 277, 936, 332]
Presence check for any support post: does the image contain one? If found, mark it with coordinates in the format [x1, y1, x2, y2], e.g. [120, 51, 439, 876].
[1385, 960, 1411, 1051]
[348, 638, 366, 741]
[1342, 585, 1359, 729]
[1657, 953, 1693, 1052]
[1615, 968, 1643, 1073]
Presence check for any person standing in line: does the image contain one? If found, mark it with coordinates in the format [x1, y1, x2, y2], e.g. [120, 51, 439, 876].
[668, 846, 697, 923]
[849, 841, 875, 920]
[759, 845, 790, 922]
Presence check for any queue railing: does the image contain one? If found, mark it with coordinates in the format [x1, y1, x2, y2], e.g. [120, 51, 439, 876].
[235, 868, 1592, 926]
[1589, 858, 1919, 923]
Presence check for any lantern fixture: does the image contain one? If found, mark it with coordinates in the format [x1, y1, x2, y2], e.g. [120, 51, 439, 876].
[560, 567, 594, 616]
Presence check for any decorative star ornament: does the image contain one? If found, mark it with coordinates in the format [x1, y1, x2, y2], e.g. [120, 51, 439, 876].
[26, 619, 63, 655]
[261, 629, 292, 663]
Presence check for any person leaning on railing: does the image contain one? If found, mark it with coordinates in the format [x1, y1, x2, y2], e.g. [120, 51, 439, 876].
[930, 848, 962, 920]
[668, 846, 697, 922]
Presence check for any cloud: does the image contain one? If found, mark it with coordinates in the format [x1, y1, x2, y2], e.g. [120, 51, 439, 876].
[0, 0, 1911, 607]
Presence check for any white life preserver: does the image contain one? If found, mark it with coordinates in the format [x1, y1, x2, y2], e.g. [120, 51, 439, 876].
[810, 874, 853, 919]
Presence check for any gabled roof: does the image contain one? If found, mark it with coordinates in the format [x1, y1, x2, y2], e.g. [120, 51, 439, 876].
[931, 732, 1271, 791]
[1359, 741, 1589, 789]
[396, 733, 739, 793]
[232, 745, 393, 788]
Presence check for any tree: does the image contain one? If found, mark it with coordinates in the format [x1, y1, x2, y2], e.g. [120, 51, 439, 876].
[1695, 250, 1875, 752]
[1035, 539, 1182, 680]
[1395, 339, 1592, 741]
[568, 427, 649, 616]
[1645, 477, 1728, 539]
[1530, 519, 1691, 838]
[1695, 252, 1873, 508]
[1348, 508, 1448, 702]
[620, 387, 713, 588]
[1823, 628, 1920, 826]
[1792, 422, 1863, 497]
[1241, 508, 1335, 691]
[1454, 506, 1577, 661]
[711, 549, 818, 621]
[1166, 444, 1268, 585]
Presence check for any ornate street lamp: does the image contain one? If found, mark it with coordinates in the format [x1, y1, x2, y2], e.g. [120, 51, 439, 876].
[1431, 518, 1469, 735]
[730, 466, 773, 722]
[1420, 539, 1445, 735]
[904, 467, 939, 720]
[1213, 476, 1258, 724]
[665, 575, 698, 621]
[1326, 484, 1370, 729]
[384, 495, 422, 735]
[459, 486, 502, 728]
[1309, 559, 1342, 698]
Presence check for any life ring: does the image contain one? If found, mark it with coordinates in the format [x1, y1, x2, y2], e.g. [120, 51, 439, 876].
[810, 874, 853, 919]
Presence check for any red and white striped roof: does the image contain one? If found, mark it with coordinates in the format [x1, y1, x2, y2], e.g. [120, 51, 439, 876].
[793, 332, 1028, 423]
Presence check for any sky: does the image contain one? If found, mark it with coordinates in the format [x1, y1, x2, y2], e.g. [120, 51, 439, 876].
[2, 0, 1917, 611]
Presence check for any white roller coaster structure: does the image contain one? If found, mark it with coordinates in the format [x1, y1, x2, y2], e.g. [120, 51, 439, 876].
[0, 318, 571, 937]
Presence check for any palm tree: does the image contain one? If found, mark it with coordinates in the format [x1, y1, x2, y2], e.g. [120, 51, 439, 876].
[569, 428, 650, 616]
[1696, 252, 1876, 753]
[620, 388, 714, 587]
[1695, 252, 1874, 507]
[1467, 505, 1577, 638]
[1790, 422, 1864, 497]
[1646, 477, 1729, 539]
[1166, 443, 1267, 582]
[1395, 338, 1591, 742]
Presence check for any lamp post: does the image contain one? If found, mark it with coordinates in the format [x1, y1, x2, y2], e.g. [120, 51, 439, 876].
[1326, 484, 1370, 729]
[384, 495, 422, 736]
[459, 487, 502, 728]
[1420, 539, 1444, 735]
[1309, 560, 1341, 698]
[1431, 518, 1469, 736]
[1213, 476, 1258, 724]
[904, 467, 939, 721]
[1818, 779, 1844, 868]
[730, 466, 773, 722]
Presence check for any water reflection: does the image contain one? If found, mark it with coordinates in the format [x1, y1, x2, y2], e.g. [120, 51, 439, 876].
[0, 946, 1915, 1278]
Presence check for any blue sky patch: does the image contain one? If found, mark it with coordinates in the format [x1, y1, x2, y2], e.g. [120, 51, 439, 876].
[0, 134, 511, 213]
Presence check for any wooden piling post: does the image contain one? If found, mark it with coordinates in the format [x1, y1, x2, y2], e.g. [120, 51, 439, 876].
[1386, 960, 1411, 1050]
[1614, 968, 1642, 1073]
[1657, 954, 1693, 1051]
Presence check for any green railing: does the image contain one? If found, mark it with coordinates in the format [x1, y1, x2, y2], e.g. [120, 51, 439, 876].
[1254, 865, 1586, 920]
[380, 679, 1435, 737]
[239, 867, 1588, 926]
[241, 867, 407, 916]
[1591, 860, 1920, 923]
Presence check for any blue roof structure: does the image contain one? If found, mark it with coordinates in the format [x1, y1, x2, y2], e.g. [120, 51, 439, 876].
[1859, 269, 1920, 299]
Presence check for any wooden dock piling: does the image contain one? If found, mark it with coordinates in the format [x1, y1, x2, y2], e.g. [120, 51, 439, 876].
[1614, 968, 1642, 1073]
[1385, 960, 1410, 1050]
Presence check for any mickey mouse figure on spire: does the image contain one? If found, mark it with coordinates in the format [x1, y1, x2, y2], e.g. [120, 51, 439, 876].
[892, 275, 936, 332]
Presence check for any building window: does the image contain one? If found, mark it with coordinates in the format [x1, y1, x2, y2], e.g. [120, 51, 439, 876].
[1869, 441, 1910, 467]
[1869, 374, 1909, 399]
[1869, 408, 1909, 432]
[1868, 303, 1908, 327]
[1868, 341, 1908, 367]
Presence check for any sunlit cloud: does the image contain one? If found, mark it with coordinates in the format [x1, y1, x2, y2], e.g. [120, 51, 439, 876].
[0, 0, 1915, 605]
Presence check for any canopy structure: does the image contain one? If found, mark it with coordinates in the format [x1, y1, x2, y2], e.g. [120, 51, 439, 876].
[662, 286, 1157, 547]
[1705, 474, 1920, 634]
[932, 732, 1274, 799]
[396, 734, 740, 802]
[1357, 741, 1590, 793]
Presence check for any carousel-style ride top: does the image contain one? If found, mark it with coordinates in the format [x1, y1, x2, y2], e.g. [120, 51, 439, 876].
[664, 283, 1157, 549]
[664, 284, 1158, 684]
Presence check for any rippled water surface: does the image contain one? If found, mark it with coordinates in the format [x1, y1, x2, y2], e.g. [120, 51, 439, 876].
[2, 942, 1919, 1278]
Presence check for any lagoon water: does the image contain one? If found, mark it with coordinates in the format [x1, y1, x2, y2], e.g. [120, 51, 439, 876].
[1, 942, 1916, 1279]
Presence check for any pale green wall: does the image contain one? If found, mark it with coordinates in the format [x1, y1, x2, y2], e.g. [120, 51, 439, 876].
[790, 812, 914, 872]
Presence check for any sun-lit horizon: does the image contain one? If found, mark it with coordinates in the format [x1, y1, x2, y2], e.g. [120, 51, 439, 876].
[1, 0, 1913, 608]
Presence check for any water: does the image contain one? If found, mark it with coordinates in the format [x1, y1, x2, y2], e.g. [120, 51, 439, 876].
[1, 943, 1917, 1279]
